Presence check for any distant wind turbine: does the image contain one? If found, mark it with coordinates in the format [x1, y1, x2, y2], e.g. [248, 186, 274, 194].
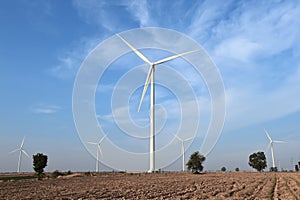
[10, 136, 30, 173]
[88, 135, 106, 172]
[175, 135, 193, 171]
[264, 129, 286, 169]
[117, 34, 199, 172]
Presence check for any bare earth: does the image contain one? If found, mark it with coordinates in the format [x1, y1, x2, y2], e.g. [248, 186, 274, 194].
[0, 172, 299, 199]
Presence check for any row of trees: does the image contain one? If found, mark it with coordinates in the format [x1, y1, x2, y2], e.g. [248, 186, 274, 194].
[186, 151, 300, 173]
[186, 151, 260, 173]
[220, 167, 240, 172]
[31, 151, 299, 176]
[186, 151, 268, 173]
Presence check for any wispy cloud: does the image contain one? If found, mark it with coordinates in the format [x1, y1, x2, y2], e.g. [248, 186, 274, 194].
[51, 0, 151, 80]
[72, 0, 144, 32]
[189, 1, 300, 62]
[183, 0, 300, 130]
[49, 37, 101, 79]
[56, 0, 300, 131]
[126, 0, 152, 27]
[214, 37, 262, 63]
[225, 64, 300, 131]
[31, 104, 61, 114]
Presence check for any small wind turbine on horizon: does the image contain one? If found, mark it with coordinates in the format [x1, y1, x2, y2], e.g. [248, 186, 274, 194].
[10, 136, 30, 173]
[88, 135, 106, 172]
[117, 34, 200, 172]
[175, 135, 193, 172]
[264, 129, 286, 169]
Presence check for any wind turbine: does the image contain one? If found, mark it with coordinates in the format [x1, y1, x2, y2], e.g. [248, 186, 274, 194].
[175, 135, 193, 171]
[10, 136, 30, 173]
[88, 135, 106, 172]
[117, 34, 199, 172]
[264, 129, 286, 169]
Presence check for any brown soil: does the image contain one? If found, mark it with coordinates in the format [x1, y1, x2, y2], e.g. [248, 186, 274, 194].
[0, 172, 299, 199]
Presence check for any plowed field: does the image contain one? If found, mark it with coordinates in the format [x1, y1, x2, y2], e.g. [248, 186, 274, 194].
[0, 172, 299, 199]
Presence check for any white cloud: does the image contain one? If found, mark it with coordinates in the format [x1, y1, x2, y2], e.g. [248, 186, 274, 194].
[196, 1, 300, 62]
[187, 0, 235, 42]
[31, 105, 61, 114]
[50, 56, 77, 79]
[182, 0, 300, 131]
[50, 37, 102, 79]
[57, 0, 300, 132]
[51, 0, 153, 80]
[127, 0, 151, 27]
[73, 0, 149, 32]
[214, 37, 262, 62]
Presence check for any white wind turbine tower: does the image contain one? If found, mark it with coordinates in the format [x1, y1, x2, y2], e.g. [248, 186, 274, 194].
[88, 135, 106, 172]
[117, 34, 199, 172]
[10, 136, 30, 173]
[175, 135, 193, 171]
[264, 129, 286, 169]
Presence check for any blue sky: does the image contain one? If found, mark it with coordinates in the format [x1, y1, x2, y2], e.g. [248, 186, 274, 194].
[1, 0, 300, 172]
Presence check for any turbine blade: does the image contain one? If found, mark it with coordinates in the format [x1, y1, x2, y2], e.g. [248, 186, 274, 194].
[22, 150, 30, 158]
[87, 142, 98, 145]
[99, 135, 106, 144]
[273, 140, 287, 143]
[20, 136, 25, 148]
[154, 49, 200, 65]
[138, 66, 153, 112]
[265, 142, 272, 152]
[184, 137, 194, 142]
[10, 149, 19, 154]
[98, 146, 103, 157]
[117, 34, 152, 65]
[175, 135, 183, 142]
[264, 129, 272, 141]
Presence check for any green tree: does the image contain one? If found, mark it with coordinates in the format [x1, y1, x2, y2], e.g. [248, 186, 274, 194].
[33, 153, 48, 179]
[248, 151, 267, 172]
[235, 167, 240, 172]
[295, 165, 299, 172]
[186, 151, 205, 174]
[270, 167, 278, 172]
[221, 166, 226, 172]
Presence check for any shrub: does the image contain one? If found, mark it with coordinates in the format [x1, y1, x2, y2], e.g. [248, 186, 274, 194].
[84, 171, 92, 176]
[51, 170, 63, 178]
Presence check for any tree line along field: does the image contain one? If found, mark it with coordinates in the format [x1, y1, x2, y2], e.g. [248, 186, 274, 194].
[0, 172, 299, 199]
